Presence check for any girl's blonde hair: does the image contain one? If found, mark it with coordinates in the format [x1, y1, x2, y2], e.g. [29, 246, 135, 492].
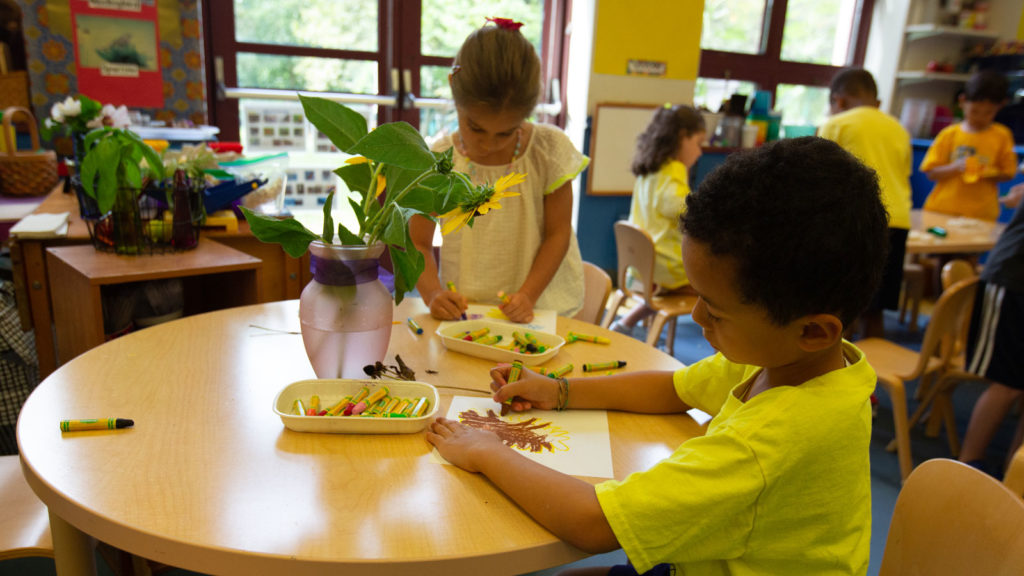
[631, 105, 705, 177]
[451, 23, 540, 117]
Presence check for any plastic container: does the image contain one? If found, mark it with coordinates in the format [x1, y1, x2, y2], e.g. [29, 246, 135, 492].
[219, 152, 288, 215]
[436, 320, 565, 366]
[274, 379, 439, 434]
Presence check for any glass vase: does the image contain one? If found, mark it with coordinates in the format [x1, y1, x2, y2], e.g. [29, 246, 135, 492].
[299, 241, 394, 379]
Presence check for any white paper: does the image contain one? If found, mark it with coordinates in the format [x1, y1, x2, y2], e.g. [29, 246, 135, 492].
[438, 304, 557, 334]
[9, 212, 70, 238]
[433, 395, 614, 478]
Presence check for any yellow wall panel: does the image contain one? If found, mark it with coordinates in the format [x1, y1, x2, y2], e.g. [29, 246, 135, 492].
[592, 0, 703, 80]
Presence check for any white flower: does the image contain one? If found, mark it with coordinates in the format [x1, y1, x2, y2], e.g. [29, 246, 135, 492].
[87, 104, 132, 129]
[50, 96, 81, 123]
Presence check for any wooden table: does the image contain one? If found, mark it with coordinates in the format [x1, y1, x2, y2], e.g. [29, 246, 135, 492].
[906, 209, 1006, 255]
[18, 299, 701, 576]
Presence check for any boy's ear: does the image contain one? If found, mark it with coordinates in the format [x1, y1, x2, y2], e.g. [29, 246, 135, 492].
[796, 314, 844, 352]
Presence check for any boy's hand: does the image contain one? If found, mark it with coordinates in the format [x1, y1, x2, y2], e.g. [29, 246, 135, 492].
[499, 291, 535, 323]
[427, 290, 467, 320]
[426, 417, 504, 472]
[490, 364, 559, 411]
[1001, 183, 1024, 209]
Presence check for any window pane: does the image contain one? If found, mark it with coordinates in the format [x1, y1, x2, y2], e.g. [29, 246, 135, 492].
[233, 0, 377, 51]
[775, 84, 829, 128]
[700, 0, 766, 54]
[780, 0, 857, 65]
[695, 77, 759, 113]
[420, 0, 544, 58]
[236, 53, 377, 93]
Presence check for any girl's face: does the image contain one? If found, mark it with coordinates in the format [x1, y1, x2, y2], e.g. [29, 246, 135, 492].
[455, 104, 526, 165]
[676, 131, 705, 169]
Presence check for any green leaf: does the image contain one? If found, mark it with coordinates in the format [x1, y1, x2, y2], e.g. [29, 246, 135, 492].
[381, 206, 412, 247]
[436, 175, 473, 215]
[347, 196, 365, 226]
[337, 224, 364, 246]
[240, 207, 318, 258]
[334, 162, 372, 205]
[322, 190, 335, 243]
[299, 95, 367, 153]
[350, 122, 434, 170]
[389, 239, 424, 305]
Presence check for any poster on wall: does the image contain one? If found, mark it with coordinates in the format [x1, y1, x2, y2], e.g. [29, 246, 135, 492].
[70, 0, 162, 107]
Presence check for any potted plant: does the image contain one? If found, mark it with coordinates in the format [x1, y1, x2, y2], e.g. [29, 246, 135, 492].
[78, 127, 167, 254]
[242, 95, 524, 378]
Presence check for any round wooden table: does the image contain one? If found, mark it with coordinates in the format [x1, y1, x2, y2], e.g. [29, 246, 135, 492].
[18, 299, 702, 576]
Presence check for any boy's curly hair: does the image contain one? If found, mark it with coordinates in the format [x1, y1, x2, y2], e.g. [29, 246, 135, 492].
[964, 70, 1009, 103]
[681, 137, 889, 328]
[631, 105, 705, 177]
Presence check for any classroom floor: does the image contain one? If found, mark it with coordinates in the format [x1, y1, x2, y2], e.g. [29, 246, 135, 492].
[3, 310, 1018, 576]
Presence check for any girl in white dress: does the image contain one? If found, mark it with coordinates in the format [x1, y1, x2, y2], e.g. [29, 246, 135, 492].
[410, 18, 589, 323]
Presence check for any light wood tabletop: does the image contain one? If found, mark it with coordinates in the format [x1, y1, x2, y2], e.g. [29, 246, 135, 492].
[18, 298, 702, 576]
[906, 209, 1006, 255]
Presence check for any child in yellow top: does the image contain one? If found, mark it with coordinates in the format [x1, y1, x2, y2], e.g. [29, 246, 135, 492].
[426, 137, 889, 576]
[820, 67, 912, 338]
[611, 105, 705, 335]
[921, 70, 1018, 221]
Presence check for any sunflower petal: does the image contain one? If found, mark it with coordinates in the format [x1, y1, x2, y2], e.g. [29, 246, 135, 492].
[441, 209, 474, 235]
[494, 172, 527, 193]
[345, 156, 370, 165]
[376, 174, 386, 198]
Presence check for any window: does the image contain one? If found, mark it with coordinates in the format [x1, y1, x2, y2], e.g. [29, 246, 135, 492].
[698, 0, 874, 128]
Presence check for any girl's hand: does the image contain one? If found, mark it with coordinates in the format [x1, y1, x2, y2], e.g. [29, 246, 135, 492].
[499, 291, 535, 323]
[1001, 183, 1024, 209]
[427, 290, 467, 320]
[426, 417, 503, 472]
[490, 364, 559, 411]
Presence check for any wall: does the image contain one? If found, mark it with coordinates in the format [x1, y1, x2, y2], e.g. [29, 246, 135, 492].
[20, 0, 206, 127]
[572, 0, 704, 273]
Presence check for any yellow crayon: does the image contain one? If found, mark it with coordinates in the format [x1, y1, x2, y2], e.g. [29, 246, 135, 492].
[326, 396, 352, 416]
[409, 397, 431, 418]
[351, 387, 371, 405]
[60, 418, 134, 432]
[478, 335, 503, 346]
[392, 398, 411, 415]
[583, 360, 627, 372]
[548, 363, 573, 378]
[406, 317, 424, 334]
[497, 290, 511, 304]
[466, 327, 490, 341]
[364, 386, 390, 406]
[291, 398, 306, 415]
[530, 365, 547, 374]
[512, 331, 530, 347]
[308, 395, 321, 413]
[382, 397, 402, 415]
[366, 397, 390, 416]
[446, 281, 457, 292]
[568, 331, 611, 345]
[524, 332, 538, 345]
[507, 360, 523, 383]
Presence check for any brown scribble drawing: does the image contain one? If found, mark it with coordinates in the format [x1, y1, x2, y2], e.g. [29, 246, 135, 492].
[458, 409, 570, 453]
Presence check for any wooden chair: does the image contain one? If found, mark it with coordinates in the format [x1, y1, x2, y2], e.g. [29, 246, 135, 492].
[1004, 443, 1024, 498]
[0, 454, 53, 561]
[601, 221, 695, 355]
[898, 261, 925, 332]
[879, 458, 1024, 576]
[574, 261, 612, 326]
[856, 276, 980, 481]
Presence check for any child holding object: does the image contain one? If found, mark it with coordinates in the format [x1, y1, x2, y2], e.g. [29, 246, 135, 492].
[921, 69, 1017, 221]
[609, 105, 705, 337]
[427, 138, 889, 575]
[819, 67, 912, 339]
[410, 17, 589, 323]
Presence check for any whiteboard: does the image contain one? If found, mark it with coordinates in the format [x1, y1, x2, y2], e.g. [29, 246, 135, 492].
[587, 103, 659, 196]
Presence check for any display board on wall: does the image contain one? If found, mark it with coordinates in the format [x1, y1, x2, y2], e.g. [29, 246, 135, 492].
[587, 103, 658, 196]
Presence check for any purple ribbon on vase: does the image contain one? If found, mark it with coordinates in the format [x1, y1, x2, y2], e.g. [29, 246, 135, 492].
[310, 254, 380, 286]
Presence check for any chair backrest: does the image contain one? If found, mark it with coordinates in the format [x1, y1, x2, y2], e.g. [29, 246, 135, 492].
[612, 221, 657, 303]
[879, 458, 1024, 576]
[906, 276, 979, 379]
[575, 261, 612, 325]
[940, 259, 977, 290]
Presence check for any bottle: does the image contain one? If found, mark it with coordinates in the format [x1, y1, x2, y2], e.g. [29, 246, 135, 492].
[171, 168, 198, 249]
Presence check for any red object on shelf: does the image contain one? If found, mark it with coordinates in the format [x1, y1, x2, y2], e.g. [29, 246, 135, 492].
[208, 142, 243, 154]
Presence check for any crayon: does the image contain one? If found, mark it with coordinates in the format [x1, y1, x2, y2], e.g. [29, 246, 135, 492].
[60, 418, 134, 432]
[291, 399, 305, 416]
[497, 290, 511, 304]
[349, 401, 368, 416]
[409, 397, 430, 418]
[406, 317, 424, 334]
[350, 387, 371, 405]
[502, 360, 524, 415]
[364, 386, 390, 407]
[447, 281, 467, 319]
[326, 396, 352, 416]
[583, 360, 627, 372]
[308, 395, 321, 413]
[548, 363, 573, 378]
[392, 398, 411, 415]
[382, 397, 402, 415]
[567, 331, 611, 345]
[477, 335, 503, 346]
[464, 327, 490, 341]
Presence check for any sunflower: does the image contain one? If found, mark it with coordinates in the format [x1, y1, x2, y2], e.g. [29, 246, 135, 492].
[441, 172, 526, 235]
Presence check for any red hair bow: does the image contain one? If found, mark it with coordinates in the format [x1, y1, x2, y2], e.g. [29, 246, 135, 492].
[487, 17, 524, 31]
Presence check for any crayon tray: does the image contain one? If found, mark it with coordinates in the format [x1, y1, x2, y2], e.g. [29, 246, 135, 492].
[436, 320, 564, 366]
[273, 379, 439, 434]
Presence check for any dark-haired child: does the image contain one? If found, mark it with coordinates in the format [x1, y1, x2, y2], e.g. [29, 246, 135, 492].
[427, 137, 889, 575]
[922, 69, 1018, 220]
[820, 67, 912, 338]
[610, 105, 705, 336]
[410, 18, 589, 323]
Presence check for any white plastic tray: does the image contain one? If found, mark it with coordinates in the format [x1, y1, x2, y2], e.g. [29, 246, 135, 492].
[436, 320, 564, 366]
[273, 379, 438, 434]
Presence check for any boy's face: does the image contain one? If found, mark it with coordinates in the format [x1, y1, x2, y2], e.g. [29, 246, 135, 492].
[960, 96, 1002, 131]
[681, 236, 806, 368]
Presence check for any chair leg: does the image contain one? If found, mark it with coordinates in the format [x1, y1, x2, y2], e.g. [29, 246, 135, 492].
[938, 393, 961, 457]
[666, 317, 678, 356]
[602, 292, 626, 329]
[879, 378, 914, 482]
[646, 312, 668, 350]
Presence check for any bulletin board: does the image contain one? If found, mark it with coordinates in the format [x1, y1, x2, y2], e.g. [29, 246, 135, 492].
[587, 103, 659, 196]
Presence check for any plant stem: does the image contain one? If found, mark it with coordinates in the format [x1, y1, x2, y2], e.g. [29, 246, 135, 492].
[359, 162, 385, 236]
[363, 169, 437, 242]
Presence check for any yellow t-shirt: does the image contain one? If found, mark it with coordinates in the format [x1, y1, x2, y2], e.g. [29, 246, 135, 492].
[628, 160, 690, 289]
[596, 342, 874, 575]
[920, 122, 1018, 221]
[819, 106, 912, 230]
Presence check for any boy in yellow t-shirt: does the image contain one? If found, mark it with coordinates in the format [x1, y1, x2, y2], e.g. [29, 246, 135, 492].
[921, 69, 1018, 221]
[426, 138, 889, 576]
[820, 67, 912, 338]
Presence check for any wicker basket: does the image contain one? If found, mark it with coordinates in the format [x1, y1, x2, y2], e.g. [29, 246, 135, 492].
[0, 71, 30, 110]
[0, 107, 58, 197]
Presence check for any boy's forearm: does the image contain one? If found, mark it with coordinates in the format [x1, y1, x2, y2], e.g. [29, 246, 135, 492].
[472, 443, 620, 553]
[569, 371, 689, 413]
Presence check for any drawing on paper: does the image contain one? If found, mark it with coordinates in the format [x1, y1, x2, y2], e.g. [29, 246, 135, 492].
[458, 409, 570, 453]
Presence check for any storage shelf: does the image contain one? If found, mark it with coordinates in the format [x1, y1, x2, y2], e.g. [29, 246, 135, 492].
[905, 24, 999, 41]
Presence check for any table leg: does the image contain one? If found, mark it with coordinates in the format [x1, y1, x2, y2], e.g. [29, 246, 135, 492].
[48, 510, 97, 576]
